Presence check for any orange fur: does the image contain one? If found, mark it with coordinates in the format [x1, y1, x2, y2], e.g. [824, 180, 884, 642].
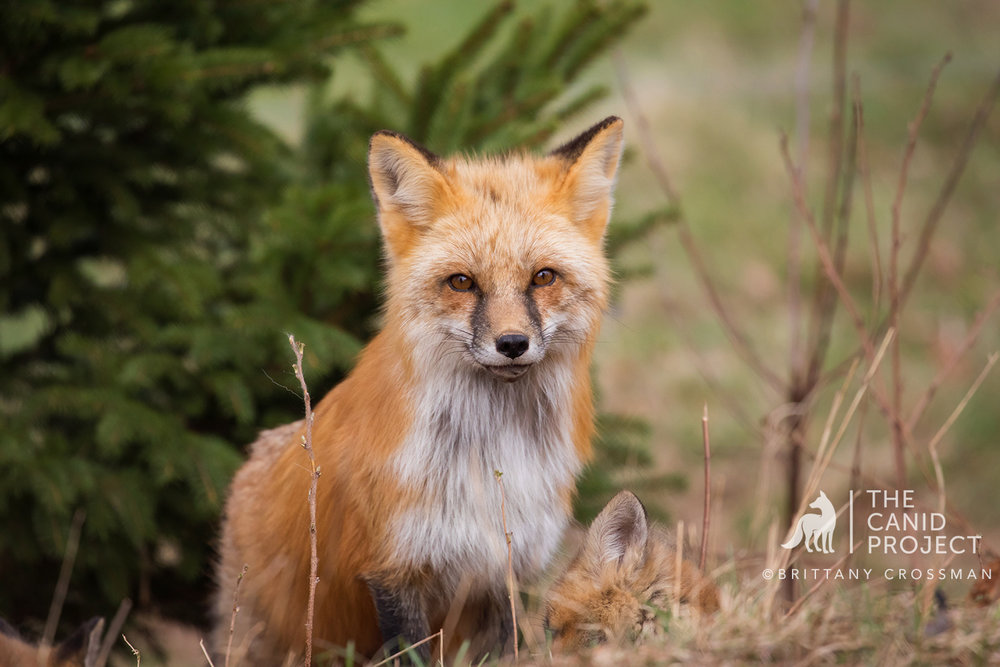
[0, 617, 103, 667]
[545, 491, 719, 652]
[214, 118, 624, 664]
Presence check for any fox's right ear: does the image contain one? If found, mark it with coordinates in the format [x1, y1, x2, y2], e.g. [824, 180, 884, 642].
[580, 490, 649, 575]
[368, 131, 449, 259]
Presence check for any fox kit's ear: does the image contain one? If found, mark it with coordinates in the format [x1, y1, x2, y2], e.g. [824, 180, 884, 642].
[581, 490, 648, 575]
[368, 131, 449, 258]
[550, 116, 624, 242]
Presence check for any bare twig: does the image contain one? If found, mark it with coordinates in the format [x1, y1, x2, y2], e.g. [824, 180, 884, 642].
[673, 520, 684, 620]
[900, 64, 999, 306]
[494, 470, 518, 663]
[852, 75, 883, 314]
[370, 630, 443, 667]
[42, 508, 86, 650]
[906, 288, 1000, 433]
[802, 0, 852, 393]
[288, 334, 320, 667]
[927, 353, 998, 514]
[888, 52, 952, 490]
[96, 598, 132, 667]
[660, 294, 762, 435]
[226, 564, 249, 667]
[614, 50, 783, 394]
[122, 635, 140, 667]
[788, 0, 821, 387]
[780, 135, 869, 355]
[200, 639, 216, 667]
[846, 399, 868, 569]
[699, 404, 712, 572]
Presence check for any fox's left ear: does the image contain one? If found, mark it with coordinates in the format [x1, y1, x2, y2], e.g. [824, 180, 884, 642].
[550, 116, 624, 242]
[580, 490, 649, 575]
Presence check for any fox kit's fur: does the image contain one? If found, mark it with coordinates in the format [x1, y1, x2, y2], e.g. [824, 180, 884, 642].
[213, 118, 624, 663]
[544, 491, 719, 651]
[0, 617, 103, 667]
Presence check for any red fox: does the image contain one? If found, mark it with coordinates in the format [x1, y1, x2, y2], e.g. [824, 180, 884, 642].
[544, 491, 719, 651]
[213, 117, 624, 664]
[0, 617, 103, 667]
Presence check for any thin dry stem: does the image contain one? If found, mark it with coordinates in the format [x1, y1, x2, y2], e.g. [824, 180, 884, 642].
[810, 358, 860, 486]
[852, 75, 883, 315]
[42, 508, 86, 650]
[801, 0, 852, 394]
[226, 564, 249, 667]
[906, 288, 1000, 433]
[889, 53, 952, 490]
[699, 404, 712, 572]
[200, 639, 216, 667]
[780, 133, 906, 443]
[780, 134, 874, 366]
[899, 55, 998, 307]
[788, 0, 821, 387]
[819, 331, 894, 481]
[614, 50, 783, 394]
[927, 352, 998, 514]
[122, 635, 140, 667]
[370, 630, 443, 667]
[659, 293, 762, 435]
[673, 520, 684, 620]
[96, 598, 132, 667]
[288, 334, 320, 667]
[494, 470, 518, 663]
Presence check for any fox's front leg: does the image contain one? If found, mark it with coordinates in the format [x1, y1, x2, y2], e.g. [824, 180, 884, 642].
[456, 590, 514, 659]
[367, 581, 430, 663]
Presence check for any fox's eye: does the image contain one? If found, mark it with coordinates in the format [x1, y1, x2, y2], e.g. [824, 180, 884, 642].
[448, 274, 475, 291]
[531, 268, 556, 287]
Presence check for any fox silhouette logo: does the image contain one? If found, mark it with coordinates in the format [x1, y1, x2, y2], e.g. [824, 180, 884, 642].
[781, 490, 836, 553]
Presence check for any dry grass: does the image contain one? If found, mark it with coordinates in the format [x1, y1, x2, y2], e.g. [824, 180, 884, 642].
[518, 580, 1000, 666]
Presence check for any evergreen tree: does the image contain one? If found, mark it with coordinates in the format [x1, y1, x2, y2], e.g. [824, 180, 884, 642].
[0, 0, 398, 624]
[1, 0, 661, 632]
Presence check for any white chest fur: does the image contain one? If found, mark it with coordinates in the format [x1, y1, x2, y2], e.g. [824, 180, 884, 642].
[387, 360, 582, 590]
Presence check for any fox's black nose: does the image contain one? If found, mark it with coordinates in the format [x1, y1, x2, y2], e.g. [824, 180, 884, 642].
[496, 333, 530, 359]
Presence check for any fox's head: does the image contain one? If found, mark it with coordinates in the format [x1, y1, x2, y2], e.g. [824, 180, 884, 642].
[367, 118, 623, 382]
[544, 491, 720, 652]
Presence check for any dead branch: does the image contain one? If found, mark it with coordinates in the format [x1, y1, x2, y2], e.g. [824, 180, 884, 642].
[927, 353, 998, 514]
[906, 288, 1000, 433]
[288, 334, 320, 667]
[900, 63, 999, 306]
[494, 470, 518, 663]
[226, 564, 249, 667]
[699, 404, 712, 572]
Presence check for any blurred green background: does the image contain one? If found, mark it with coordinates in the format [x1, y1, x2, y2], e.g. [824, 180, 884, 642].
[1, 0, 997, 657]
